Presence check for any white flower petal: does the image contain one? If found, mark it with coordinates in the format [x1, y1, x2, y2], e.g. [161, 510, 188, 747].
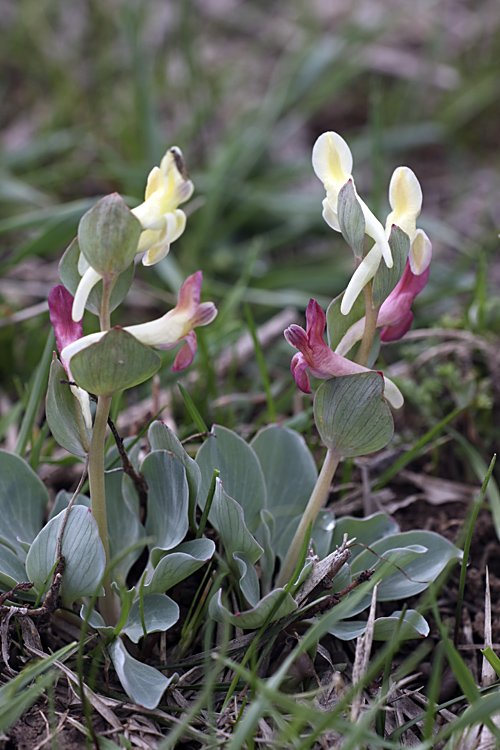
[409, 229, 432, 275]
[321, 198, 341, 231]
[386, 166, 422, 241]
[62, 330, 106, 360]
[341, 247, 383, 315]
[70, 385, 93, 429]
[383, 376, 404, 409]
[72, 267, 103, 322]
[360, 199, 393, 268]
[312, 132, 353, 194]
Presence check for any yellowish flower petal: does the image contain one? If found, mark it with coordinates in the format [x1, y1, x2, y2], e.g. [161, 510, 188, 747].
[386, 166, 422, 240]
[312, 132, 353, 200]
[409, 229, 432, 275]
[321, 198, 341, 231]
[383, 377, 404, 409]
[70, 385, 93, 429]
[144, 166, 161, 200]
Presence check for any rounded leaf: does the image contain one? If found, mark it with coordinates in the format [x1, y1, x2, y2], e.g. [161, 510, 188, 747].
[209, 587, 297, 629]
[107, 637, 175, 709]
[251, 425, 317, 545]
[145, 539, 215, 594]
[0, 451, 49, 554]
[196, 425, 267, 533]
[121, 594, 179, 643]
[78, 194, 141, 278]
[328, 609, 429, 641]
[26, 505, 106, 606]
[46, 356, 91, 456]
[314, 373, 394, 457]
[70, 328, 161, 396]
[141, 451, 189, 564]
[209, 479, 263, 565]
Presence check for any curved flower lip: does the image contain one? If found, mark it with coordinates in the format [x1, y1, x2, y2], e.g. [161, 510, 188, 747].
[336, 229, 432, 355]
[62, 272, 217, 373]
[285, 299, 403, 408]
[48, 285, 93, 428]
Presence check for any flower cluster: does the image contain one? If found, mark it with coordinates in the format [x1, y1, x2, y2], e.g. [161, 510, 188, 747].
[285, 131, 432, 407]
[50, 148, 216, 426]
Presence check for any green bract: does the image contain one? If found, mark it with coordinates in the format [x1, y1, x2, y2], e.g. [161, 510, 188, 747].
[314, 373, 394, 457]
[78, 193, 141, 278]
[70, 327, 161, 396]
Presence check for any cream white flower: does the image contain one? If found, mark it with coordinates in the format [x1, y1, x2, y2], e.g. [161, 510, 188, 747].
[131, 147, 194, 267]
[71, 147, 194, 322]
[63, 272, 217, 372]
[312, 132, 393, 315]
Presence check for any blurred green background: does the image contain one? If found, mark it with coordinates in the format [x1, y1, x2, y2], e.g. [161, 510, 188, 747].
[1, 0, 500, 460]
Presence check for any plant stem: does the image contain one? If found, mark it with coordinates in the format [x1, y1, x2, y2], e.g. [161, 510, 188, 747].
[354, 282, 379, 366]
[88, 393, 116, 624]
[89, 275, 116, 624]
[276, 447, 340, 588]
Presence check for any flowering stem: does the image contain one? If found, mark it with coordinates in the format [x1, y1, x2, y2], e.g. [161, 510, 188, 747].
[276, 448, 340, 588]
[89, 277, 117, 624]
[354, 282, 379, 367]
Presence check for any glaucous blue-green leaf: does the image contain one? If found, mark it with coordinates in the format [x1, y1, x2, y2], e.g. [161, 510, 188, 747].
[49, 490, 91, 521]
[250, 425, 317, 545]
[46, 356, 91, 457]
[337, 179, 365, 258]
[196, 425, 266, 533]
[329, 513, 400, 562]
[328, 609, 429, 641]
[233, 552, 261, 607]
[372, 225, 410, 309]
[121, 594, 179, 643]
[314, 373, 394, 458]
[78, 194, 141, 278]
[80, 605, 115, 637]
[209, 479, 263, 565]
[26, 505, 106, 606]
[142, 451, 189, 565]
[255, 509, 275, 595]
[209, 587, 297, 629]
[59, 237, 135, 316]
[148, 421, 201, 514]
[70, 328, 161, 397]
[350, 530, 463, 600]
[326, 290, 367, 354]
[107, 637, 175, 709]
[0, 451, 49, 554]
[274, 511, 335, 564]
[144, 539, 215, 594]
[0, 544, 29, 592]
[105, 471, 146, 585]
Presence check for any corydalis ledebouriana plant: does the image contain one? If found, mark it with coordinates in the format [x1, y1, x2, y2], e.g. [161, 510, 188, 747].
[72, 147, 193, 322]
[61, 271, 217, 370]
[312, 132, 431, 316]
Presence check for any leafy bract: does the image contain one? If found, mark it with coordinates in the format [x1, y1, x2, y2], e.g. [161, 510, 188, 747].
[0, 451, 49, 554]
[46, 356, 91, 456]
[314, 373, 394, 457]
[70, 328, 161, 397]
[26, 505, 106, 606]
[372, 224, 410, 308]
[337, 179, 365, 258]
[59, 237, 135, 316]
[196, 425, 266, 533]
